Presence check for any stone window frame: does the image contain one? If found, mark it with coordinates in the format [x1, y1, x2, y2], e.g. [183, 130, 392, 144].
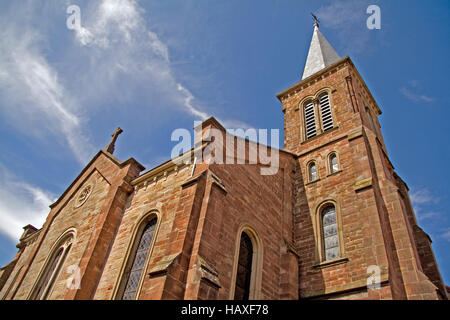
[28, 228, 77, 300]
[327, 152, 341, 176]
[229, 224, 263, 300]
[317, 91, 335, 133]
[113, 209, 162, 300]
[306, 160, 319, 183]
[314, 200, 346, 265]
[298, 87, 337, 143]
[303, 99, 318, 140]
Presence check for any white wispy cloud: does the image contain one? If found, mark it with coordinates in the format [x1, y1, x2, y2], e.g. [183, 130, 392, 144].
[417, 211, 440, 221]
[0, 0, 252, 173]
[67, 0, 210, 121]
[410, 188, 442, 222]
[316, 0, 376, 54]
[67, 0, 254, 128]
[0, 10, 95, 165]
[400, 81, 434, 103]
[0, 165, 55, 242]
[442, 229, 450, 242]
[410, 188, 439, 205]
[410, 188, 450, 246]
[0, 0, 255, 241]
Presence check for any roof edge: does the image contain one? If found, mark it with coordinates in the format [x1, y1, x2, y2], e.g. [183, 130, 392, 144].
[49, 150, 145, 209]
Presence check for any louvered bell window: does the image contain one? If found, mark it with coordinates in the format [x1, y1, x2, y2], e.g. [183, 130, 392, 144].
[121, 219, 157, 300]
[319, 94, 334, 132]
[304, 101, 317, 140]
[234, 233, 253, 300]
[322, 206, 340, 261]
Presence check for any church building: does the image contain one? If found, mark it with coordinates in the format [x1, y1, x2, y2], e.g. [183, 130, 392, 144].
[0, 22, 448, 300]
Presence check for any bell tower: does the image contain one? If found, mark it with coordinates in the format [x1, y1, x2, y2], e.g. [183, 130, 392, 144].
[277, 20, 448, 300]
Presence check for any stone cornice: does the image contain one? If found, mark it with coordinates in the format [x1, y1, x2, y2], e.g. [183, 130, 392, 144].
[17, 228, 41, 249]
[276, 56, 350, 101]
[131, 146, 200, 188]
[209, 171, 227, 193]
[295, 133, 348, 159]
[276, 56, 382, 116]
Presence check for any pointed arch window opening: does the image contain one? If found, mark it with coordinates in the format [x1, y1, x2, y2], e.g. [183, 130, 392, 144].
[33, 238, 73, 300]
[121, 218, 157, 300]
[234, 232, 254, 300]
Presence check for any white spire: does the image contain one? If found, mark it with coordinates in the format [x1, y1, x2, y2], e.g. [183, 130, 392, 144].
[302, 24, 341, 80]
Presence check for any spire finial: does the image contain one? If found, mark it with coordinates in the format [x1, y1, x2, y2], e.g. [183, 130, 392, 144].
[311, 13, 320, 28]
[104, 127, 123, 155]
[302, 14, 341, 80]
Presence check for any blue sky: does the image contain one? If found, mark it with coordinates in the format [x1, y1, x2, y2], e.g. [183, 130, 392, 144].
[0, 0, 449, 285]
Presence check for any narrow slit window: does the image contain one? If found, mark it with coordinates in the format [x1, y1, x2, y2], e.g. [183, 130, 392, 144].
[322, 205, 340, 261]
[304, 101, 317, 139]
[121, 218, 157, 300]
[234, 233, 253, 300]
[319, 94, 334, 132]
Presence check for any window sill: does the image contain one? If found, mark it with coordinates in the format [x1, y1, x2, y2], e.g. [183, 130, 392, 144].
[327, 170, 343, 178]
[301, 126, 339, 145]
[305, 179, 321, 186]
[313, 257, 349, 269]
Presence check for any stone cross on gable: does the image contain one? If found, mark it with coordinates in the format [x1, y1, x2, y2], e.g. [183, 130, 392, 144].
[104, 127, 123, 155]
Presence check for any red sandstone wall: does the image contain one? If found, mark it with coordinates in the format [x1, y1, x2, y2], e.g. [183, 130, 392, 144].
[1, 152, 143, 300]
[279, 58, 445, 299]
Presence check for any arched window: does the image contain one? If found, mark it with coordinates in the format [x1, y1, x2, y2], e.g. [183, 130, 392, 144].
[309, 162, 318, 182]
[120, 218, 157, 300]
[319, 93, 334, 132]
[322, 205, 340, 261]
[304, 101, 317, 139]
[31, 232, 74, 300]
[330, 153, 339, 174]
[234, 232, 253, 300]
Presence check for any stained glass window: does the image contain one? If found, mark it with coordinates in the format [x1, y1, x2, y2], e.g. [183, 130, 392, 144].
[234, 233, 253, 300]
[322, 206, 340, 261]
[121, 219, 157, 300]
